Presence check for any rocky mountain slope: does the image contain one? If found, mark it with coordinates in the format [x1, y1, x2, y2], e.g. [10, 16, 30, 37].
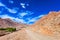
[0, 11, 60, 40]
[0, 18, 29, 36]
[0, 18, 29, 30]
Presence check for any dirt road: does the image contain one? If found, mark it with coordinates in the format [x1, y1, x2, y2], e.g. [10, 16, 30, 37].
[0, 28, 57, 40]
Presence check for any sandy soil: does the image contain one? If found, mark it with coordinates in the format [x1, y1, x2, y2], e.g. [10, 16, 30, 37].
[0, 28, 58, 40]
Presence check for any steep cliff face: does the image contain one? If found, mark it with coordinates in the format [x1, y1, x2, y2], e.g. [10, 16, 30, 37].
[0, 11, 60, 40]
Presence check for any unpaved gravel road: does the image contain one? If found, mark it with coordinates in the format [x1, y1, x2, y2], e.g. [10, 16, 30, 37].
[0, 28, 59, 40]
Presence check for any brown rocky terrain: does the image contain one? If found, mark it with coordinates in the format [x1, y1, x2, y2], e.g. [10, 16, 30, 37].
[0, 18, 29, 30]
[0, 11, 60, 40]
[0, 18, 29, 36]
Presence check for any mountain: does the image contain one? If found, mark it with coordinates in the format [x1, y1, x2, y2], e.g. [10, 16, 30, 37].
[30, 11, 60, 35]
[0, 18, 29, 36]
[0, 11, 60, 40]
[0, 18, 29, 30]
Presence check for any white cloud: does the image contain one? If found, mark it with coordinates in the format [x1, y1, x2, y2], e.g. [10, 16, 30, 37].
[20, 3, 29, 6]
[0, 2, 5, 7]
[0, 14, 27, 23]
[13, 18, 26, 23]
[19, 12, 28, 17]
[18, 11, 34, 18]
[22, 5, 26, 8]
[20, 3, 26, 8]
[27, 15, 45, 24]
[0, 2, 18, 14]
[0, 14, 45, 24]
[20, 3, 25, 6]
[9, 0, 14, 4]
[0, 15, 14, 19]
[5, 7, 18, 13]
[7, 8, 18, 13]
[20, 3, 29, 8]
[38, 15, 44, 18]
[27, 18, 37, 24]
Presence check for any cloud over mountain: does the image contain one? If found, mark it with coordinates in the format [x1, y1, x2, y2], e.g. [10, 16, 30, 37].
[0, 0, 45, 24]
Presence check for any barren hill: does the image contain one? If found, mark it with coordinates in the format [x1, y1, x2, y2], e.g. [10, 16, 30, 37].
[0, 11, 60, 40]
[0, 18, 29, 36]
[0, 18, 29, 30]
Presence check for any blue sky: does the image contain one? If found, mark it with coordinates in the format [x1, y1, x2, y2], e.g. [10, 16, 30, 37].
[0, 0, 60, 24]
